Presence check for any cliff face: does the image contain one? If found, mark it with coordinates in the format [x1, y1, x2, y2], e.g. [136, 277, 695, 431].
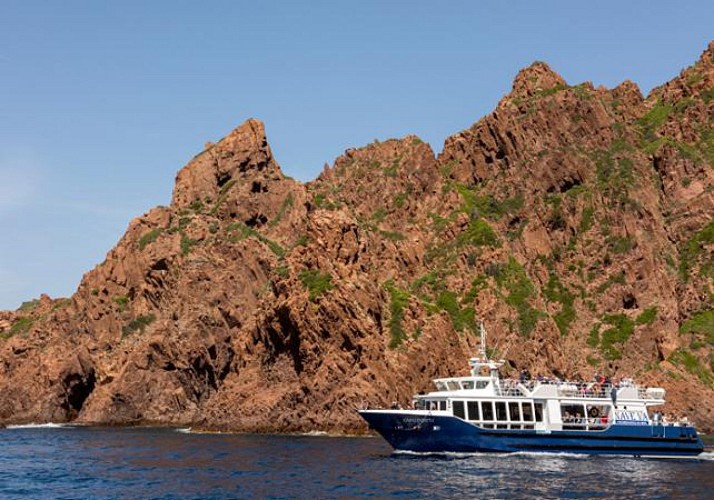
[2, 43, 714, 432]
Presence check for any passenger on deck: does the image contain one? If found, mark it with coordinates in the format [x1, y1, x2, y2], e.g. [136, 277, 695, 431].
[591, 383, 601, 397]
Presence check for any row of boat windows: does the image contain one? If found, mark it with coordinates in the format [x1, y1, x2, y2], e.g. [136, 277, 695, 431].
[435, 380, 490, 391]
[448, 400, 544, 423]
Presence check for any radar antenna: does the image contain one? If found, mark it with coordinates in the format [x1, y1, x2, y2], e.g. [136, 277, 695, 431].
[478, 320, 488, 361]
[469, 320, 504, 377]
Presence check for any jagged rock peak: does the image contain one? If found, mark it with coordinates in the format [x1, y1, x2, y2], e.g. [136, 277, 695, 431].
[510, 61, 568, 98]
[649, 39, 714, 102]
[218, 118, 273, 160]
[611, 79, 644, 108]
[698, 39, 714, 66]
[171, 118, 281, 209]
[613, 79, 641, 96]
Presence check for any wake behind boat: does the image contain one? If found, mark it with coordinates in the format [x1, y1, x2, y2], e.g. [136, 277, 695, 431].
[359, 323, 704, 458]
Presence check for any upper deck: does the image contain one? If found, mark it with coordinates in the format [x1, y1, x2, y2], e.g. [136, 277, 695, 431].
[426, 375, 665, 405]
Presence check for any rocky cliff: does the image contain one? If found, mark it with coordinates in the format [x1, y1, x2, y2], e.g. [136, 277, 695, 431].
[2, 42, 714, 432]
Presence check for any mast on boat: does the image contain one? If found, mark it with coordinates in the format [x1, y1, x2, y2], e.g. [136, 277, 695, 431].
[469, 320, 504, 377]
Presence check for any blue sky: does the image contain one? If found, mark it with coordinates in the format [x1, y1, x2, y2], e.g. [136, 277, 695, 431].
[1, 1, 713, 310]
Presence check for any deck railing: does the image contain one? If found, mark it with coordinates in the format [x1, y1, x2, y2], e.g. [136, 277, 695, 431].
[495, 379, 659, 400]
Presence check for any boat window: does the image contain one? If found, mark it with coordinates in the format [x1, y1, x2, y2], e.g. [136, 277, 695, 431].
[467, 401, 480, 421]
[447, 381, 460, 391]
[587, 405, 610, 427]
[495, 402, 507, 421]
[461, 381, 474, 390]
[534, 403, 544, 422]
[439, 401, 446, 411]
[521, 403, 534, 422]
[453, 401, 466, 419]
[561, 404, 586, 428]
[508, 402, 521, 421]
[481, 401, 494, 421]
[475, 380, 489, 389]
[435, 381, 448, 391]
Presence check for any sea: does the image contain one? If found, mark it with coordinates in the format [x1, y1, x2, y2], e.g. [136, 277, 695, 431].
[0, 425, 712, 499]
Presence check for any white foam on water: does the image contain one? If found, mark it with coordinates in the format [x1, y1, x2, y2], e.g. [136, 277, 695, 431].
[300, 430, 330, 437]
[393, 450, 494, 459]
[393, 449, 709, 460]
[174, 428, 232, 435]
[394, 450, 588, 458]
[507, 450, 588, 459]
[5, 422, 75, 429]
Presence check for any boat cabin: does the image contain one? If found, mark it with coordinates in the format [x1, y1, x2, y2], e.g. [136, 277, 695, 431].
[411, 355, 661, 432]
[407, 323, 665, 433]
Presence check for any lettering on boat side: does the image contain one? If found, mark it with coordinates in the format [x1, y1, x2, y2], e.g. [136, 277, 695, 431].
[394, 416, 436, 432]
[614, 410, 648, 425]
[402, 417, 435, 425]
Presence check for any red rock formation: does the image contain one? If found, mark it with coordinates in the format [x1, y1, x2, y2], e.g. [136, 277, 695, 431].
[2, 42, 714, 432]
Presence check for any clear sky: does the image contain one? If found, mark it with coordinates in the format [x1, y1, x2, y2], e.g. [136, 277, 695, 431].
[1, 1, 712, 310]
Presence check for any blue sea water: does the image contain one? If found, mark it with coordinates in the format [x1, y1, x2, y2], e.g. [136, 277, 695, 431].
[0, 425, 712, 499]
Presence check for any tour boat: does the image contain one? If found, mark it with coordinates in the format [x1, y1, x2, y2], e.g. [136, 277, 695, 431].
[358, 323, 704, 457]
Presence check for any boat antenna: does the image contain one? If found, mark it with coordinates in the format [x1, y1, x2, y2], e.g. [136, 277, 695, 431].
[479, 320, 488, 361]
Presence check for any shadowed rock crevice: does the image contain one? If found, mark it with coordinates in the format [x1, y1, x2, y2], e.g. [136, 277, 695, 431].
[245, 213, 268, 228]
[260, 305, 304, 376]
[60, 352, 96, 418]
[217, 172, 232, 189]
[251, 181, 267, 193]
[62, 370, 96, 416]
